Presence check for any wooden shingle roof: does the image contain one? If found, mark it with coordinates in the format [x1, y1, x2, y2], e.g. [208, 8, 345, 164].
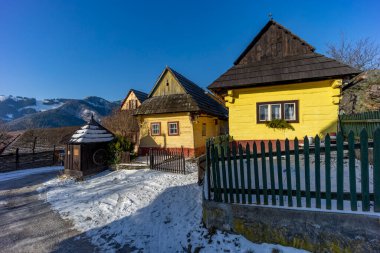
[209, 53, 361, 90]
[69, 116, 114, 144]
[209, 20, 361, 91]
[135, 67, 228, 119]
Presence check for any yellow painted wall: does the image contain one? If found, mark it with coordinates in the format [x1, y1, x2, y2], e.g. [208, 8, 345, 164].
[151, 70, 185, 97]
[225, 79, 341, 140]
[193, 115, 228, 148]
[121, 91, 142, 110]
[138, 112, 195, 149]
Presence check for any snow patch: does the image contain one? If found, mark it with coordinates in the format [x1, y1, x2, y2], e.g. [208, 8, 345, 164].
[21, 100, 64, 112]
[0, 166, 63, 182]
[39, 164, 309, 253]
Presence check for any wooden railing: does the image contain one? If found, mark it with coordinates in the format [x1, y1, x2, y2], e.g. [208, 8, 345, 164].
[206, 129, 380, 213]
[149, 148, 186, 174]
[0, 148, 62, 172]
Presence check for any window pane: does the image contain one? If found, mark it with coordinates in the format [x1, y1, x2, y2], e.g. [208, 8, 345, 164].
[271, 104, 281, 119]
[284, 103, 296, 120]
[259, 105, 269, 121]
[169, 123, 178, 135]
[152, 123, 160, 135]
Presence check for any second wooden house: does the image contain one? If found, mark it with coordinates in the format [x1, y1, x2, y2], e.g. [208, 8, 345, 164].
[134, 66, 228, 157]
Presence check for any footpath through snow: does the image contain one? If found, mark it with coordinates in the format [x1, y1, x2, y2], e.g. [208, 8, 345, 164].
[38, 165, 309, 253]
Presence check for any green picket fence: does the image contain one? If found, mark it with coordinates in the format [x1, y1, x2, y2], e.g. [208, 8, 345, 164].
[340, 110, 380, 139]
[205, 129, 380, 213]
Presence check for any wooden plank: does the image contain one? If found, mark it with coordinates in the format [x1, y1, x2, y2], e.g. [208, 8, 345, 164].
[246, 143, 253, 204]
[374, 128, 380, 212]
[294, 138, 301, 207]
[304, 137, 311, 208]
[253, 142, 260, 204]
[210, 188, 376, 201]
[238, 144, 246, 204]
[360, 129, 370, 211]
[315, 135, 321, 208]
[214, 146, 222, 202]
[211, 144, 218, 201]
[232, 143, 240, 203]
[260, 141, 268, 205]
[220, 147, 228, 202]
[227, 146, 234, 203]
[348, 131, 357, 211]
[337, 132, 344, 210]
[268, 141, 276, 205]
[285, 139, 293, 207]
[276, 140, 284, 206]
[325, 134, 332, 210]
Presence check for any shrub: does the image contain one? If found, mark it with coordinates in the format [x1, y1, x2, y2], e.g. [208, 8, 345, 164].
[107, 135, 134, 164]
[265, 119, 295, 131]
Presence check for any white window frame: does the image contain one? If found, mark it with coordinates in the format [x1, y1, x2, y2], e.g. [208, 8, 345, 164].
[168, 122, 179, 136]
[151, 122, 161, 136]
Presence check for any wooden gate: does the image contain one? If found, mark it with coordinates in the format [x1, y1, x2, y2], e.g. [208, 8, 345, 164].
[149, 148, 186, 174]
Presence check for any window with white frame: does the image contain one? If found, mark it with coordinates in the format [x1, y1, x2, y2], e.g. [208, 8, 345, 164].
[168, 122, 179, 136]
[257, 100, 299, 123]
[151, 122, 161, 136]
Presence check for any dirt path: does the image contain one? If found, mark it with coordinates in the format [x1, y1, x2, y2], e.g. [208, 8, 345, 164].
[0, 171, 96, 253]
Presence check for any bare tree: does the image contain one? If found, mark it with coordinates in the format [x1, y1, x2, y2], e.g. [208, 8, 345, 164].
[327, 35, 380, 71]
[102, 109, 139, 142]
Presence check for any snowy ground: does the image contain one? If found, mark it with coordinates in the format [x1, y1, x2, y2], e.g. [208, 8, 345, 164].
[37, 164, 309, 253]
[0, 166, 63, 182]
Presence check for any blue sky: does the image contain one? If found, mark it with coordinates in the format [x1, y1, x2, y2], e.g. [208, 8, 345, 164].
[1, 0, 379, 101]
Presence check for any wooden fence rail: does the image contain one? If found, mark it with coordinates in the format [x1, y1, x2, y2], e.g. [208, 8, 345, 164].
[0, 148, 62, 172]
[340, 110, 380, 138]
[206, 129, 380, 213]
[149, 148, 186, 174]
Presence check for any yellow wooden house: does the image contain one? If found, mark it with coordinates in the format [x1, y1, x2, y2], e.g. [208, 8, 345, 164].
[208, 20, 360, 149]
[120, 89, 148, 111]
[134, 66, 228, 157]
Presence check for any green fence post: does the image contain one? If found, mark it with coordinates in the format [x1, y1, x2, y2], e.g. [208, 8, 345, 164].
[315, 135, 321, 208]
[246, 143, 253, 204]
[232, 143, 240, 203]
[261, 141, 268, 205]
[253, 142, 260, 204]
[304, 136, 311, 208]
[360, 129, 370, 211]
[220, 146, 228, 203]
[239, 144, 246, 204]
[325, 134, 332, 210]
[374, 128, 380, 212]
[294, 137, 301, 207]
[227, 145, 234, 203]
[285, 139, 293, 207]
[210, 144, 218, 201]
[214, 146, 222, 202]
[337, 132, 344, 210]
[348, 131, 357, 211]
[268, 141, 276, 206]
[276, 140, 284, 206]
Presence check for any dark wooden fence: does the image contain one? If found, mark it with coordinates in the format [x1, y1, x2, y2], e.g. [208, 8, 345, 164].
[149, 148, 186, 174]
[206, 129, 380, 213]
[0, 148, 62, 172]
[340, 110, 380, 138]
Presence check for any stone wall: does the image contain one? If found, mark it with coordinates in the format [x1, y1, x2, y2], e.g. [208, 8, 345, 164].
[203, 200, 380, 253]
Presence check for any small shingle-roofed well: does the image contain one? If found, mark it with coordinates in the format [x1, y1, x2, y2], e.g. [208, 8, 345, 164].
[69, 116, 114, 143]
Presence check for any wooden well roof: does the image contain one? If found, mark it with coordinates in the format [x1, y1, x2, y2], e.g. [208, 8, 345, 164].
[69, 116, 114, 144]
[208, 20, 361, 92]
[134, 67, 228, 119]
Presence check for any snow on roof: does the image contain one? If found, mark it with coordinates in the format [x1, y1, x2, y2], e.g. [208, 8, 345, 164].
[69, 116, 114, 144]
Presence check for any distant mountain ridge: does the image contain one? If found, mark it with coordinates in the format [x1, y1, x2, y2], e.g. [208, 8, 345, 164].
[0, 95, 119, 131]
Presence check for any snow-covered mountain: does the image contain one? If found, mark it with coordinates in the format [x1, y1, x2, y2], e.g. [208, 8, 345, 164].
[0, 95, 119, 130]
